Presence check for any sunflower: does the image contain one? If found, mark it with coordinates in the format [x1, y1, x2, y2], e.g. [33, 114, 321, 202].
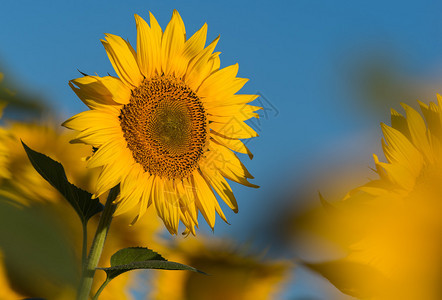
[301, 96, 442, 300]
[63, 10, 260, 235]
[149, 237, 289, 300]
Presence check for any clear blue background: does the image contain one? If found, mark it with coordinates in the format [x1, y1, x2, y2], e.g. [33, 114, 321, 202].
[2, 0, 442, 298]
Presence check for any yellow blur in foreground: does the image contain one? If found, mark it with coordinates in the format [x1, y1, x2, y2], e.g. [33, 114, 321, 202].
[302, 96, 442, 300]
[0, 119, 160, 299]
[151, 238, 289, 300]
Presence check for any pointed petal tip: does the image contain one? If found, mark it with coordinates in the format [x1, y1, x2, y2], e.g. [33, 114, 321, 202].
[390, 107, 399, 114]
[250, 183, 260, 188]
[400, 102, 413, 111]
[130, 214, 139, 226]
[70, 138, 83, 144]
[134, 13, 147, 25]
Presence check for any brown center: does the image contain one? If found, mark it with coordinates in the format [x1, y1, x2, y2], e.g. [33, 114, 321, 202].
[119, 75, 208, 179]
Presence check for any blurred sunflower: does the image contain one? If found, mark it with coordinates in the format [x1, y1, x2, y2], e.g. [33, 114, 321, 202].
[149, 238, 289, 300]
[302, 96, 442, 300]
[63, 10, 260, 235]
[0, 120, 161, 299]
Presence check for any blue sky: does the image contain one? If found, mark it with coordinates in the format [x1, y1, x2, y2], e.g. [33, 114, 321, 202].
[2, 0, 442, 298]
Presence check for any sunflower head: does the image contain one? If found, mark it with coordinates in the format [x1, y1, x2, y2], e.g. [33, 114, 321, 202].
[150, 238, 289, 300]
[63, 10, 260, 235]
[301, 96, 442, 299]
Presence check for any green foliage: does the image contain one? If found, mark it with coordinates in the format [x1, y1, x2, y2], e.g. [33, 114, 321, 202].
[0, 195, 77, 293]
[0, 70, 48, 120]
[98, 247, 205, 280]
[21, 141, 103, 224]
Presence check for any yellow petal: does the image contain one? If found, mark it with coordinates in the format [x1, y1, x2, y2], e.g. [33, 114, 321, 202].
[211, 134, 253, 159]
[161, 10, 186, 77]
[390, 108, 410, 140]
[207, 104, 261, 123]
[113, 192, 138, 217]
[208, 141, 254, 179]
[205, 94, 259, 109]
[94, 151, 133, 198]
[198, 64, 248, 100]
[62, 110, 118, 132]
[208, 51, 221, 73]
[401, 103, 432, 163]
[210, 119, 258, 139]
[184, 36, 219, 90]
[70, 126, 122, 147]
[135, 14, 160, 78]
[87, 138, 128, 168]
[153, 177, 179, 234]
[200, 167, 238, 212]
[149, 12, 163, 44]
[130, 173, 155, 224]
[69, 76, 130, 109]
[115, 164, 145, 217]
[376, 160, 417, 189]
[419, 100, 441, 136]
[177, 178, 199, 226]
[381, 123, 423, 178]
[191, 171, 217, 229]
[183, 23, 207, 62]
[102, 34, 143, 88]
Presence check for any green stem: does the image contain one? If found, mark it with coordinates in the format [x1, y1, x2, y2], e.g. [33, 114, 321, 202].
[92, 278, 111, 300]
[81, 222, 88, 277]
[77, 186, 119, 300]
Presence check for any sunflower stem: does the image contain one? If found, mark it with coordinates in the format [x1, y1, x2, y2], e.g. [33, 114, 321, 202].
[77, 186, 119, 300]
[81, 222, 88, 276]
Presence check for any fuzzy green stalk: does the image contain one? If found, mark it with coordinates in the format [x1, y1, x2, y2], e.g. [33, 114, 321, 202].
[77, 186, 119, 300]
[92, 278, 111, 300]
[80, 222, 88, 278]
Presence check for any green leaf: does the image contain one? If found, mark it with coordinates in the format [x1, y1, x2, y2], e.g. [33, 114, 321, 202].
[21, 141, 103, 224]
[110, 247, 165, 265]
[98, 247, 205, 280]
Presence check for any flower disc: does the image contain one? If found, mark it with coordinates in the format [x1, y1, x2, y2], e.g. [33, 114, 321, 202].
[120, 75, 207, 179]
